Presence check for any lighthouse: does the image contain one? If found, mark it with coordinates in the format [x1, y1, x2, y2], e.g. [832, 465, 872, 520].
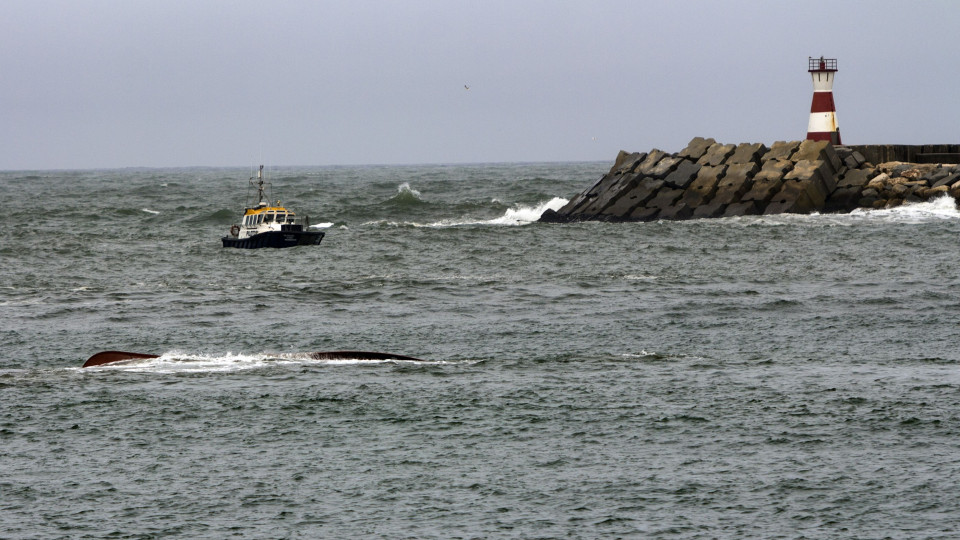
[807, 56, 841, 145]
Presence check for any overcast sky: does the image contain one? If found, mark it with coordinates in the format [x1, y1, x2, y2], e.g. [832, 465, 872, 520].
[3, 0, 959, 169]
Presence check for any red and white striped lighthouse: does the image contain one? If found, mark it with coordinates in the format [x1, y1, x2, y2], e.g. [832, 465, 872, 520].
[807, 56, 841, 144]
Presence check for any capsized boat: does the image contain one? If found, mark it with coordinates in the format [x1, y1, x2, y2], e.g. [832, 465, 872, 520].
[222, 165, 325, 249]
[82, 350, 427, 367]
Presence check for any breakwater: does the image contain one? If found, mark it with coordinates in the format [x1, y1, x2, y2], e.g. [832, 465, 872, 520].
[540, 138, 960, 222]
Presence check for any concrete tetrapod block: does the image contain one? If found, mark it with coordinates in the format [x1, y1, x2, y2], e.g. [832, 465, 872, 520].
[723, 200, 760, 217]
[558, 169, 629, 216]
[783, 161, 830, 206]
[663, 159, 702, 189]
[836, 168, 877, 189]
[681, 165, 726, 207]
[636, 150, 668, 176]
[608, 151, 647, 175]
[790, 158, 837, 192]
[739, 159, 789, 203]
[793, 140, 843, 173]
[679, 137, 717, 161]
[659, 201, 694, 220]
[762, 141, 802, 162]
[649, 156, 684, 179]
[824, 186, 864, 213]
[711, 162, 759, 205]
[577, 172, 641, 216]
[629, 206, 660, 222]
[646, 187, 685, 210]
[765, 182, 816, 214]
[728, 142, 769, 165]
[692, 201, 726, 218]
[697, 143, 737, 167]
[599, 177, 664, 219]
[741, 178, 784, 204]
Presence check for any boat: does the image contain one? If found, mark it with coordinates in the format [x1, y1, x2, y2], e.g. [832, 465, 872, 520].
[222, 165, 325, 249]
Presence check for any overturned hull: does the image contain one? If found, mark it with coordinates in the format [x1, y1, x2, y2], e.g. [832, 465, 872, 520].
[82, 350, 426, 368]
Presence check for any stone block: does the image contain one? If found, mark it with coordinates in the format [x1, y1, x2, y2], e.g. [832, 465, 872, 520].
[758, 158, 794, 178]
[559, 171, 625, 216]
[723, 200, 760, 217]
[678, 137, 716, 161]
[663, 159, 702, 189]
[697, 143, 736, 167]
[921, 185, 950, 199]
[793, 139, 843, 173]
[692, 201, 726, 218]
[649, 155, 683, 179]
[637, 149, 668, 176]
[728, 142, 769, 165]
[647, 187, 685, 209]
[765, 183, 816, 214]
[578, 173, 641, 216]
[629, 206, 660, 222]
[784, 161, 830, 203]
[741, 177, 784, 203]
[680, 167, 724, 208]
[609, 151, 647, 175]
[599, 177, 664, 218]
[711, 162, 758, 205]
[923, 168, 950, 185]
[836, 168, 877, 189]
[857, 194, 879, 208]
[837, 148, 867, 169]
[763, 141, 802, 162]
[933, 172, 960, 189]
[659, 202, 694, 220]
[824, 186, 863, 213]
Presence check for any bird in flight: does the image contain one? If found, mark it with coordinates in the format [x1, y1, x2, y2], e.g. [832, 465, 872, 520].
[464, 84, 470, 90]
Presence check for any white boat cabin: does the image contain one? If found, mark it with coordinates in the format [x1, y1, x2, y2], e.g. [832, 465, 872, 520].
[236, 202, 302, 239]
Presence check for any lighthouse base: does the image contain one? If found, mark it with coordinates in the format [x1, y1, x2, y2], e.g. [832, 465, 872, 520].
[807, 131, 842, 145]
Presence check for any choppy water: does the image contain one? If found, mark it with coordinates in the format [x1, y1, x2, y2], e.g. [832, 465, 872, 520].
[2, 163, 960, 538]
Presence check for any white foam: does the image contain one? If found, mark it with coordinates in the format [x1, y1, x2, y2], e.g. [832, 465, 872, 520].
[310, 222, 334, 229]
[397, 182, 422, 199]
[86, 351, 452, 374]
[486, 197, 568, 225]
[403, 197, 570, 228]
[710, 195, 960, 227]
[141, 208, 160, 215]
[849, 194, 960, 223]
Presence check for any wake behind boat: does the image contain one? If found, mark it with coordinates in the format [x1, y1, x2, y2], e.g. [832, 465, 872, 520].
[222, 165, 324, 249]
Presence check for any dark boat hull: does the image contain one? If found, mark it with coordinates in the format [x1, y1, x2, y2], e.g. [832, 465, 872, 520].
[222, 229, 325, 249]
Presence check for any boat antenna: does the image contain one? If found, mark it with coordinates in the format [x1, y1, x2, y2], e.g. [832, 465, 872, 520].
[251, 164, 266, 206]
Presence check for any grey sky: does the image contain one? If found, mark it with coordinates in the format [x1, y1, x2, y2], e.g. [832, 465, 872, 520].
[3, 0, 958, 170]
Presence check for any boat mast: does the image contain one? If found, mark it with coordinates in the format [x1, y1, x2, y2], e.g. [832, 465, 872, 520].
[254, 164, 266, 206]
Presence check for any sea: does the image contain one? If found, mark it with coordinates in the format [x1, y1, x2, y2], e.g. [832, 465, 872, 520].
[2, 162, 960, 539]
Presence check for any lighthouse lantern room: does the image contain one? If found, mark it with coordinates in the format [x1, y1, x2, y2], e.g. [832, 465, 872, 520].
[807, 56, 841, 145]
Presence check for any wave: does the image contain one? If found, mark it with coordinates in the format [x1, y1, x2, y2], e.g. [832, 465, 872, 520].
[386, 183, 426, 206]
[369, 197, 569, 228]
[712, 195, 960, 227]
[847, 194, 960, 222]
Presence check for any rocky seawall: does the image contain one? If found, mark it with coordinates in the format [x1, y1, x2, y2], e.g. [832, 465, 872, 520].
[540, 138, 960, 222]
